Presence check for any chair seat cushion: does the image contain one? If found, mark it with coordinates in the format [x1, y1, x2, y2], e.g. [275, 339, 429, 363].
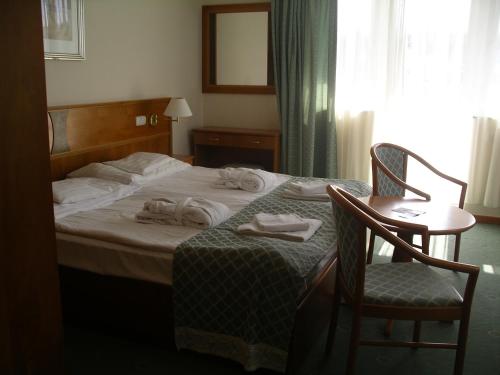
[364, 263, 463, 307]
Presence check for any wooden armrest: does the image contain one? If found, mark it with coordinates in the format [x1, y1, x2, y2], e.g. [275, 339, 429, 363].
[406, 151, 468, 208]
[341, 187, 478, 275]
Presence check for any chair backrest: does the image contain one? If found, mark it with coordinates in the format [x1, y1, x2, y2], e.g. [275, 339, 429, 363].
[330, 187, 367, 300]
[371, 143, 407, 197]
[328, 185, 429, 301]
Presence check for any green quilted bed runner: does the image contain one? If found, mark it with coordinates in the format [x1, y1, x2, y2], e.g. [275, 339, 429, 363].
[173, 178, 371, 372]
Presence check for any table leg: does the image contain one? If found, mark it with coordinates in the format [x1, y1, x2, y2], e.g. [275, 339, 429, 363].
[387, 231, 414, 337]
[391, 231, 414, 262]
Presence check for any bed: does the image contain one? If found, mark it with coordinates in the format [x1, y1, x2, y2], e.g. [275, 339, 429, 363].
[49, 99, 371, 374]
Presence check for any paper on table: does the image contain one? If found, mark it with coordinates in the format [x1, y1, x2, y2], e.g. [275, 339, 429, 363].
[392, 207, 425, 219]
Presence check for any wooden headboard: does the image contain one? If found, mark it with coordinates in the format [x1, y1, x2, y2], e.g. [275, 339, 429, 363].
[49, 98, 172, 181]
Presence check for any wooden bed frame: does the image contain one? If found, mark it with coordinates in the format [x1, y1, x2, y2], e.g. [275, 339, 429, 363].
[50, 98, 337, 375]
[49, 98, 172, 180]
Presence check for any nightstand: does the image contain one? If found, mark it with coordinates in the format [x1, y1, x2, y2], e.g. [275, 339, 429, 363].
[172, 154, 194, 165]
[192, 127, 280, 172]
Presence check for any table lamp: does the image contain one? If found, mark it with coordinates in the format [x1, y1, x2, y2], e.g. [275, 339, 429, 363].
[163, 98, 192, 125]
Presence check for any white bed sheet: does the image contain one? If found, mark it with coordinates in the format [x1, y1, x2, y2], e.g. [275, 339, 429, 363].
[57, 232, 174, 285]
[56, 166, 290, 284]
[54, 184, 141, 220]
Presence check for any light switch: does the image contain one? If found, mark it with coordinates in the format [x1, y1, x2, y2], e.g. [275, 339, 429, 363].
[136, 115, 147, 126]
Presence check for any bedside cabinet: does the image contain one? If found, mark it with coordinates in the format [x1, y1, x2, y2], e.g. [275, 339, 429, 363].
[192, 127, 280, 172]
[172, 154, 194, 165]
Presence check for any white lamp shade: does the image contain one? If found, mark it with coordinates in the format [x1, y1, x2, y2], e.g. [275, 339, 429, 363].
[164, 98, 192, 118]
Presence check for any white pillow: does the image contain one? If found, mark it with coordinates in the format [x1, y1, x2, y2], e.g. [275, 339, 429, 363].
[139, 158, 191, 181]
[103, 152, 175, 176]
[52, 177, 120, 204]
[67, 163, 142, 185]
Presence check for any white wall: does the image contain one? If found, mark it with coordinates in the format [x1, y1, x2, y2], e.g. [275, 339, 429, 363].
[45, 0, 202, 154]
[45, 0, 279, 153]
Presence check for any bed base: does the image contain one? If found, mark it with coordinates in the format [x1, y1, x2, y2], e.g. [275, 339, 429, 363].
[59, 256, 336, 374]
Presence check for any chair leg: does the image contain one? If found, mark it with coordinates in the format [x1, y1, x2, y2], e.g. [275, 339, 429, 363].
[412, 320, 421, 344]
[384, 319, 394, 337]
[325, 281, 342, 356]
[453, 234, 461, 262]
[454, 316, 471, 375]
[346, 310, 362, 375]
[367, 231, 375, 264]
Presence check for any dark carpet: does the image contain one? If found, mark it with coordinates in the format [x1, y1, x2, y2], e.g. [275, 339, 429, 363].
[64, 224, 500, 374]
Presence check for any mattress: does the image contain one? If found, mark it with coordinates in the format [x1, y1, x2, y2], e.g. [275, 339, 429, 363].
[56, 166, 290, 285]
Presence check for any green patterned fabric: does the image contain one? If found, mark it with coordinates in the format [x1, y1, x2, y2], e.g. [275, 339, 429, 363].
[272, 0, 338, 177]
[49, 110, 70, 154]
[331, 196, 364, 297]
[364, 263, 463, 307]
[375, 146, 405, 196]
[173, 178, 371, 372]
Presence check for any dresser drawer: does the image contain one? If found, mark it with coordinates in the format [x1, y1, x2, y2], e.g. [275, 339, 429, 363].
[194, 132, 275, 150]
[238, 135, 275, 149]
[194, 132, 232, 146]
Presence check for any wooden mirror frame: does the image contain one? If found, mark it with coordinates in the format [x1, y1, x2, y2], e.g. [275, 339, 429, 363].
[202, 3, 275, 95]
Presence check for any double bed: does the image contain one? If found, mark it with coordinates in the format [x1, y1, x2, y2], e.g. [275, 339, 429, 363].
[50, 98, 371, 374]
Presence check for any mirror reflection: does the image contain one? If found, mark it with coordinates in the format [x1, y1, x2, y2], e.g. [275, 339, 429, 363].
[215, 12, 268, 86]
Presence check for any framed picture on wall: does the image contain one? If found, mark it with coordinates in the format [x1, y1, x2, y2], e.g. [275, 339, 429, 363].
[41, 0, 85, 60]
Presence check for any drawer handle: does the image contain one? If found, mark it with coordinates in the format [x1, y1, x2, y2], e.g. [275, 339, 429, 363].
[251, 140, 261, 144]
[208, 137, 220, 142]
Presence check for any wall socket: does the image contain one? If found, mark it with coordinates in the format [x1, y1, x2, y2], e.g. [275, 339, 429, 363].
[135, 115, 147, 126]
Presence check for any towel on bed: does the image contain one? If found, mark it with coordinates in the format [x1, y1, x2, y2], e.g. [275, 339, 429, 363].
[254, 212, 309, 232]
[214, 168, 277, 193]
[237, 217, 322, 242]
[281, 189, 329, 201]
[135, 197, 230, 229]
[289, 181, 329, 195]
[282, 181, 347, 201]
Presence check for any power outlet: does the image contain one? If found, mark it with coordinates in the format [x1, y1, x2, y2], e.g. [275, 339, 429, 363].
[135, 115, 147, 126]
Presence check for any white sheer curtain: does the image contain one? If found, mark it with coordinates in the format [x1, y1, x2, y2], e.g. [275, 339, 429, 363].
[336, 0, 500, 208]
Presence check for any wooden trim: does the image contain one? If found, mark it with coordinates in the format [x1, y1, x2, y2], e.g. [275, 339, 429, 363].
[50, 133, 169, 160]
[193, 126, 280, 136]
[50, 133, 170, 181]
[474, 214, 500, 225]
[203, 3, 271, 14]
[203, 84, 275, 94]
[202, 3, 275, 95]
[48, 97, 171, 111]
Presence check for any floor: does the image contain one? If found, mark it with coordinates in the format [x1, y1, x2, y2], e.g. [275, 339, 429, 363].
[64, 224, 500, 374]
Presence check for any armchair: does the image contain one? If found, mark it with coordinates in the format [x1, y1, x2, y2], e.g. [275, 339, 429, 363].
[326, 185, 479, 375]
[368, 142, 468, 262]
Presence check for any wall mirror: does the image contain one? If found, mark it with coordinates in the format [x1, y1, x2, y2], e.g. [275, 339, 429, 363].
[202, 3, 275, 94]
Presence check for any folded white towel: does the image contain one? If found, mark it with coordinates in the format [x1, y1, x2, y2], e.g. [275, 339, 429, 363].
[237, 218, 322, 242]
[214, 168, 277, 193]
[281, 189, 330, 202]
[282, 182, 347, 201]
[135, 197, 231, 229]
[288, 181, 329, 195]
[254, 213, 309, 232]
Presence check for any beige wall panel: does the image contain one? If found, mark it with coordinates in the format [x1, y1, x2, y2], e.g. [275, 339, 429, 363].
[45, 0, 202, 154]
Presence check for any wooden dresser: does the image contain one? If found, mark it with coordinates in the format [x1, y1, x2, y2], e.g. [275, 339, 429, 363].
[192, 127, 280, 172]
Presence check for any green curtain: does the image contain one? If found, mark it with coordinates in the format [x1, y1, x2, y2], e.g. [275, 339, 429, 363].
[271, 0, 338, 177]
